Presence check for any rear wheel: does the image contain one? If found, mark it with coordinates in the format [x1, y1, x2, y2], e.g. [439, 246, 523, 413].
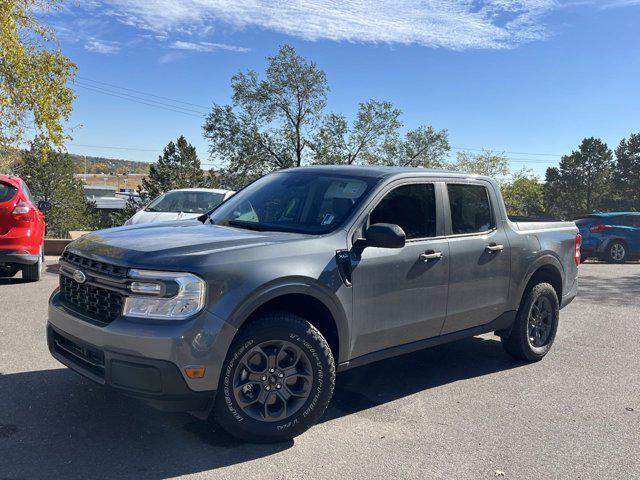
[22, 245, 43, 282]
[606, 241, 627, 264]
[214, 312, 335, 443]
[501, 282, 559, 362]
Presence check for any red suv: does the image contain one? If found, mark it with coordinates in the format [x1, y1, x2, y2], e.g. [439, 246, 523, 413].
[0, 175, 47, 281]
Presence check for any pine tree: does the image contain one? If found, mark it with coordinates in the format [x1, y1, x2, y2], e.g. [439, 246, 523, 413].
[141, 136, 205, 199]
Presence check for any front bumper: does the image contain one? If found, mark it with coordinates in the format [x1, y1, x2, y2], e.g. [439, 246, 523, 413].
[47, 290, 238, 411]
[47, 324, 212, 411]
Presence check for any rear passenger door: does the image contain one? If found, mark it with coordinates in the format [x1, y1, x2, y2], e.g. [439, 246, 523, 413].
[440, 182, 511, 334]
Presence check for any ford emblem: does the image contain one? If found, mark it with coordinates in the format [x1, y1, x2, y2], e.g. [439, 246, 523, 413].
[73, 269, 87, 284]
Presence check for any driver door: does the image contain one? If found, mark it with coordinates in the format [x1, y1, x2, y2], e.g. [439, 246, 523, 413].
[350, 181, 450, 359]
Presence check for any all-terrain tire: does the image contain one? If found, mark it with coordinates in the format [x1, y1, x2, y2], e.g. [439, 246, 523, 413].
[501, 282, 559, 362]
[214, 312, 335, 443]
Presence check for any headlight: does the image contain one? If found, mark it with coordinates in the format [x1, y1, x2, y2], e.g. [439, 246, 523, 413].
[122, 269, 206, 320]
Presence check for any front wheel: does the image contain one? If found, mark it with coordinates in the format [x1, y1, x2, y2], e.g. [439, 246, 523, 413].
[214, 312, 335, 443]
[501, 282, 559, 362]
[606, 241, 627, 264]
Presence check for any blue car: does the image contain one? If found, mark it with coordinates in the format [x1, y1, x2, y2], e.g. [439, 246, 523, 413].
[575, 212, 640, 263]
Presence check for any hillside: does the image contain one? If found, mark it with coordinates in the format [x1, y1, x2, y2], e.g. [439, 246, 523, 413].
[69, 153, 150, 175]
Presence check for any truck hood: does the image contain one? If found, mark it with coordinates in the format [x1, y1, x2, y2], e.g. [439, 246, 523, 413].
[67, 220, 308, 268]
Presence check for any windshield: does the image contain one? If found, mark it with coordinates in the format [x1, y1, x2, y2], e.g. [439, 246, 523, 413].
[145, 191, 225, 214]
[209, 171, 378, 234]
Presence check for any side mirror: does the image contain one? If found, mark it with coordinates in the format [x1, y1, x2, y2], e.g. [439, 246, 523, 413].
[356, 223, 406, 249]
[37, 200, 52, 214]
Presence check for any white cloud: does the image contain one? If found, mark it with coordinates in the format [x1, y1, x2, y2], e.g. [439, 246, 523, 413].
[170, 40, 250, 53]
[100, 0, 562, 50]
[84, 38, 121, 54]
[599, 0, 640, 8]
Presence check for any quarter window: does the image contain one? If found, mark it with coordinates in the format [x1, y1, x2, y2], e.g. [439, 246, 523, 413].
[369, 184, 436, 239]
[447, 184, 494, 234]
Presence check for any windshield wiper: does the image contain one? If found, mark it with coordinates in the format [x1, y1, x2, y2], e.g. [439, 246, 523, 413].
[227, 220, 266, 231]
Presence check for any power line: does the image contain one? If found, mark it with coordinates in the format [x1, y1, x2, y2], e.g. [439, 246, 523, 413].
[77, 76, 211, 111]
[451, 146, 563, 157]
[75, 83, 206, 118]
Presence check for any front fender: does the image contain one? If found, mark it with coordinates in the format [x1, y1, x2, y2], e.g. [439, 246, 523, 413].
[223, 277, 351, 363]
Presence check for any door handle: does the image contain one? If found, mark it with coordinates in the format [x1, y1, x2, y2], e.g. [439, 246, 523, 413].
[419, 251, 443, 261]
[486, 244, 504, 253]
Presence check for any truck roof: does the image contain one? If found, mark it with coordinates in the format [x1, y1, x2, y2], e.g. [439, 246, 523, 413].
[283, 165, 491, 181]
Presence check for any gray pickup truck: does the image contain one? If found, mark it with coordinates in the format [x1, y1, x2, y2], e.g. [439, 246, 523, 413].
[47, 166, 580, 442]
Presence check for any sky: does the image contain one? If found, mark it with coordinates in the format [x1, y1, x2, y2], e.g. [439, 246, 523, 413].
[45, 0, 640, 177]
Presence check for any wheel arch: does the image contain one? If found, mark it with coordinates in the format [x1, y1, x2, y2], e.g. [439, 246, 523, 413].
[519, 257, 563, 306]
[226, 279, 348, 364]
[601, 237, 628, 251]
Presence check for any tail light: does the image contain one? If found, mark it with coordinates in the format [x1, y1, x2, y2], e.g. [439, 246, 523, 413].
[11, 201, 33, 221]
[574, 233, 582, 266]
[589, 223, 612, 233]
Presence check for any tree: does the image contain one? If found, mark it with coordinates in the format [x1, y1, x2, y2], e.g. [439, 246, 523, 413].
[13, 142, 97, 238]
[311, 100, 402, 165]
[544, 137, 614, 219]
[203, 45, 328, 177]
[141, 136, 205, 199]
[109, 193, 145, 227]
[454, 150, 510, 178]
[501, 169, 545, 217]
[1, 0, 76, 163]
[614, 132, 640, 211]
[203, 45, 449, 185]
[378, 126, 450, 168]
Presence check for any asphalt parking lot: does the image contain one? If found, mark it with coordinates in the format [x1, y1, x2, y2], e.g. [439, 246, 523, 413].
[1, 261, 639, 479]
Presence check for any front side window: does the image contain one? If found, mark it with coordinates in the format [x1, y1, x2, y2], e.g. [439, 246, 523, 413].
[447, 184, 494, 234]
[145, 191, 225, 214]
[209, 172, 377, 234]
[615, 215, 640, 227]
[369, 183, 436, 239]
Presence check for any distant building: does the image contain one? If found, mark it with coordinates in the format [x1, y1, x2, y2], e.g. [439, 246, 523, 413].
[84, 184, 141, 223]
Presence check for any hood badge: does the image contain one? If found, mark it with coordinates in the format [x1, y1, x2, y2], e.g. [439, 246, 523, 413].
[72, 269, 87, 284]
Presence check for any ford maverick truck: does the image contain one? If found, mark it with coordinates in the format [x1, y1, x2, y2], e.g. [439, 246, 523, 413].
[47, 166, 580, 442]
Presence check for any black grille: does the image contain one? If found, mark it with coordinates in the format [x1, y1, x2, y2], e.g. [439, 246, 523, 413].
[60, 274, 124, 323]
[51, 329, 105, 379]
[62, 250, 128, 278]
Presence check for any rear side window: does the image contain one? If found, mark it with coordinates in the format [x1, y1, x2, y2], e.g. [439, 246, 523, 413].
[21, 181, 33, 202]
[447, 184, 494, 234]
[0, 182, 18, 203]
[575, 217, 597, 226]
[370, 183, 436, 239]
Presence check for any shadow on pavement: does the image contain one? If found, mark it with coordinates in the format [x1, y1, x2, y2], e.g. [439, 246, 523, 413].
[0, 335, 522, 479]
[576, 274, 640, 303]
